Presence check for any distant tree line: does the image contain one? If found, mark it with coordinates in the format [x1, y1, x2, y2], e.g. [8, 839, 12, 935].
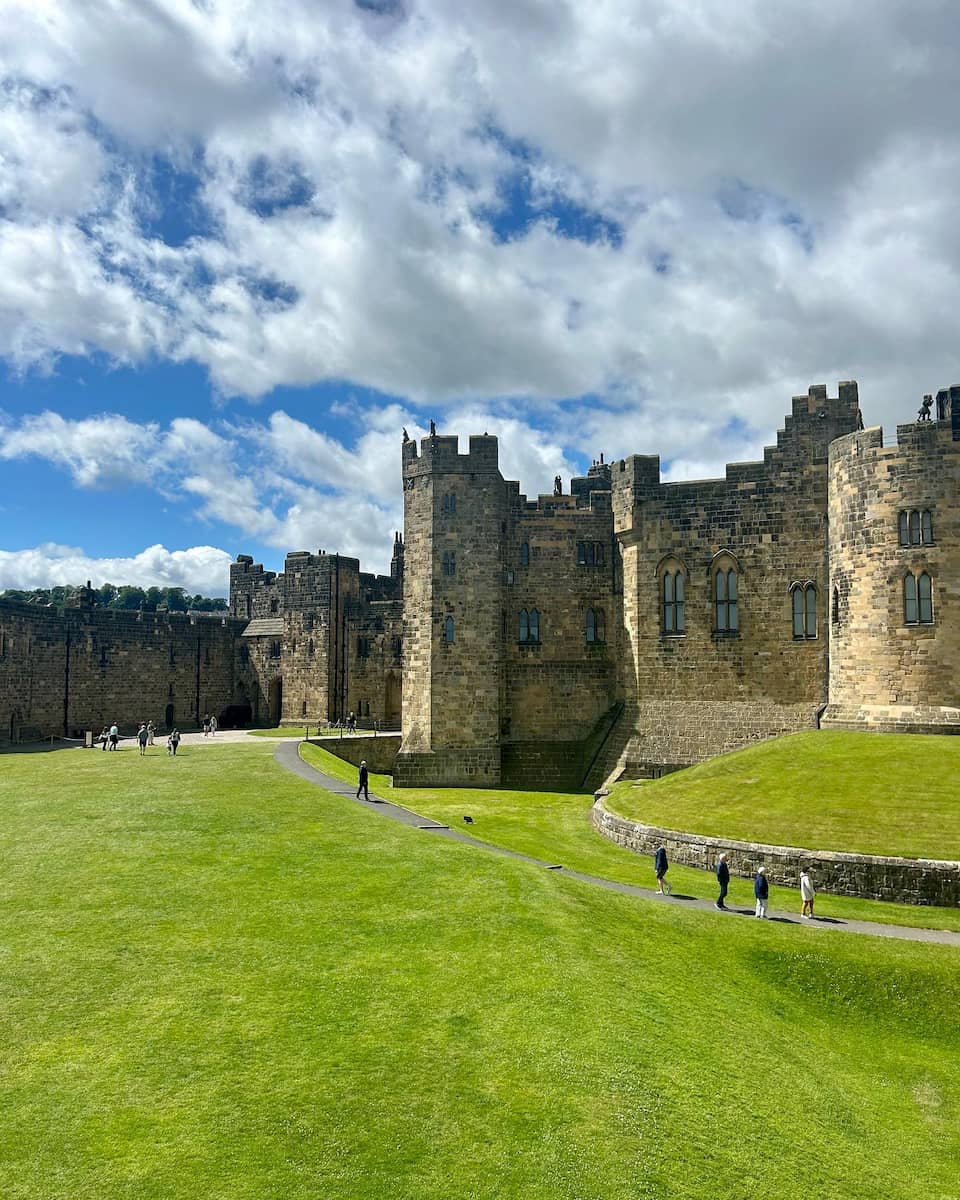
[0, 584, 228, 613]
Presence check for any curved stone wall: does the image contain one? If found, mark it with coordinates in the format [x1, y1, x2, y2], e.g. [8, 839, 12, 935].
[592, 796, 960, 907]
[824, 421, 960, 732]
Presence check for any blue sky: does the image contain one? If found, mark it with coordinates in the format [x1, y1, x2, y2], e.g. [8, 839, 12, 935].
[2, 0, 960, 595]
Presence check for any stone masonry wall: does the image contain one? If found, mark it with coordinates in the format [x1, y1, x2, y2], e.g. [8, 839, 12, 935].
[593, 797, 960, 907]
[824, 412, 960, 731]
[610, 383, 860, 770]
[0, 598, 242, 740]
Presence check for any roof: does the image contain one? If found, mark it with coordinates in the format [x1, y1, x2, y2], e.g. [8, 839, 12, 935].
[241, 618, 284, 638]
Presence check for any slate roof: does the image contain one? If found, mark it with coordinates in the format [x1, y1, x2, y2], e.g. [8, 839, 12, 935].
[241, 617, 284, 637]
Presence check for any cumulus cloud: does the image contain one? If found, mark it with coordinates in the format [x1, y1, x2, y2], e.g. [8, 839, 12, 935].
[0, 542, 233, 596]
[2, 0, 960, 490]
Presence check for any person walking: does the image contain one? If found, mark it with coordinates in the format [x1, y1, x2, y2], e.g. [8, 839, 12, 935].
[108, 722, 119, 751]
[99, 726, 110, 751]
[137, 723, 149, 756]
[356, 759, 369, 801]
[146, 720, 155, 746]
[800, 868, 816, 918]
[654, 843, 671, 894]
[754, 866, 769, 918]
[169, 728, 181, 756]
[202, 714, 210, 737]
[209, 714, 217, 736]
[715, 853, 730, 909]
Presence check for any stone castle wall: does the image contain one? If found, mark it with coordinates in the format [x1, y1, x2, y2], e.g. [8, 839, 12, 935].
[824, 401, 960, 732]
[0, 598, 242, 740]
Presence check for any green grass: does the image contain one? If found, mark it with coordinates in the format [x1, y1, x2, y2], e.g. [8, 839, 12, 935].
[607, 730, 960, 859]
[299, 743, 960, 933]
[2, 740, 960, 1198]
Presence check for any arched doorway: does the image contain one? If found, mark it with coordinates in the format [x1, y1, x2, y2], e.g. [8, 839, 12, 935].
[269, 677, 283, 726]
[384, 673, 401, 729]
[164, 703, 174, 730]
[9, 709, 22, 743]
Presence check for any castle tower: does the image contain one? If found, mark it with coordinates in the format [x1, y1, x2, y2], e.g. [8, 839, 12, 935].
[394, 432, 505, 786]
[824, 401, 960, 732]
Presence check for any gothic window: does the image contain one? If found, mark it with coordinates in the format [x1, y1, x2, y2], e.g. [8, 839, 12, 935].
[442, 550, 456, 576]
[442, 492, 456, 515]
[269, 640, 281, 658]
[99, 645, 109, 667]
[270, 598, 279, 614]
[586, 607, 605, 643]
[520, 542, 530, 567]
[662, 571, 686, 634]
[444, 616, 455, 643]
[0, 630, 5, 657]
[204, 647, 211, 665]
[169, 645, 176, 667]
[392, 636, 402, 659]
[519, 608, 540, 644]
[899, 509, 934, 545]
[301, 700, 307, 717]
[357, 636, 370, 658]
[903, 571, 934, 625]
[245, 596, 252, 619]
[714, 566, 739, 632]
[304, 613, 314, 632]
[307, 638, 315, 657]
[791, 583, 817, 639]
[239, 644, 249, 666]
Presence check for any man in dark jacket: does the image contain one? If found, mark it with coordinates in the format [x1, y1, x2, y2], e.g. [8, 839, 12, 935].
[356, 760, 369, 801]
[715, 853, 730, 909]
[654, 844, 670, 894]
[754, 866, 769, 918]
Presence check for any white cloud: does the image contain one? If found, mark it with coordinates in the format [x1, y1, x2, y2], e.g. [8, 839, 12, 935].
[0, 542, 233, 596]
[1, 0, 960, 476]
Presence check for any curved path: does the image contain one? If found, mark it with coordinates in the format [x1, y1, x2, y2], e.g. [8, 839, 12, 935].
[274, 742, 960, 948]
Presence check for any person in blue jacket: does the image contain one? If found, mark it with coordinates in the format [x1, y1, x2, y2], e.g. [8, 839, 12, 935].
[654, 843, 670, 894]
[715, 853, 730, 909]
[754, 865, 769, 918]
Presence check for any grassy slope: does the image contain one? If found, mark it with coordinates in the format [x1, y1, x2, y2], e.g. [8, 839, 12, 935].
[300, 743, 960, 933]
[1, 741, 959, 1197]
[608, 730, 960, 859]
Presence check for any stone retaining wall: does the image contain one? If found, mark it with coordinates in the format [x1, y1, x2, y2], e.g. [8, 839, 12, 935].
[308, 734, 400, 775]
[592, 795, 960, 907]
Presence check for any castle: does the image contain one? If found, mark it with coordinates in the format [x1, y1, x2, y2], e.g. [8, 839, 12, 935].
[2, 381, 959, 790]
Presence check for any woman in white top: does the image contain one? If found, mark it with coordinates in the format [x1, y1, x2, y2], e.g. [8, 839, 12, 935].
[800, 868, 815, 918]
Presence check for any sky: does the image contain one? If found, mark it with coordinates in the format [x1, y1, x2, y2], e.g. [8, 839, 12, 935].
[2, 0, 959, 596]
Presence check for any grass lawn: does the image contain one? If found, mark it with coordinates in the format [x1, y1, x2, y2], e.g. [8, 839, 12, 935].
[607, 730, 960, 860]
[300, 743, 960, 933]
[3, 741, 960, 1199]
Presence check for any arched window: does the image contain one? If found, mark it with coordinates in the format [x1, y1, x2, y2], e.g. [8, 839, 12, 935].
[900, 509, 935, 545]
[519, 609, 529, 642]
[586, 608, 605, 643]
[662, 571, 685, 634]
[832, 587, 840, 626]
[903, 572, 934, 625]
[444, 616, 455, 643]
[791, 583, 817, 639]
[520, 542, 530, 567]
[442, 550, 456, 576]
[714, 568, 738, 632]
[442, 492, 456, 515]
[529, 608, 540, 643]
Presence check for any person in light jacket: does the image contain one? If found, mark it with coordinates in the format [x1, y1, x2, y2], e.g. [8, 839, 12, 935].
[754, 866, 769, 919]
[800, 868, 816, 918]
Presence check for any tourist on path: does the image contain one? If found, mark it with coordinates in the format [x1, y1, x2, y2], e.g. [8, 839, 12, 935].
[209, 714, 217, 736]
[356, 759, 369, 801]
[754, 866, 769, 918]
[108, 723, 119, 751]
[800, 868, 816, 918]
[168, 728, 181, 756]
[715, 853, 730, 909]
[99, 726, 109, 751]
[137, 724, 148, 756]
[146, 721, 155, 746]
[654, 844, 670, 894]
[202, 715, 210, 737]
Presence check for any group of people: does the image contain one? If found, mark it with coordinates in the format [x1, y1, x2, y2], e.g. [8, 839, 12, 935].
[654, 844, 817, 919]
[98, 721, 183, 755]
[202, 714, 218, 736]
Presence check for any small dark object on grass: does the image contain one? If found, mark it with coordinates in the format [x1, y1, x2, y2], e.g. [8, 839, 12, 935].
[463, 815, 474, 825]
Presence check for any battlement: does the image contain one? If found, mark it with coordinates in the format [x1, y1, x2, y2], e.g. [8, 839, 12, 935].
[402, 431, 500, 475]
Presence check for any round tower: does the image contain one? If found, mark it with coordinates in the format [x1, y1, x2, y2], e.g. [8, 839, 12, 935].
[824, 415, 960, 732]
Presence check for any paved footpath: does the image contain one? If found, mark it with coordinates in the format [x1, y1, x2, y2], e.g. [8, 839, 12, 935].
[272, 740, 960, 947]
